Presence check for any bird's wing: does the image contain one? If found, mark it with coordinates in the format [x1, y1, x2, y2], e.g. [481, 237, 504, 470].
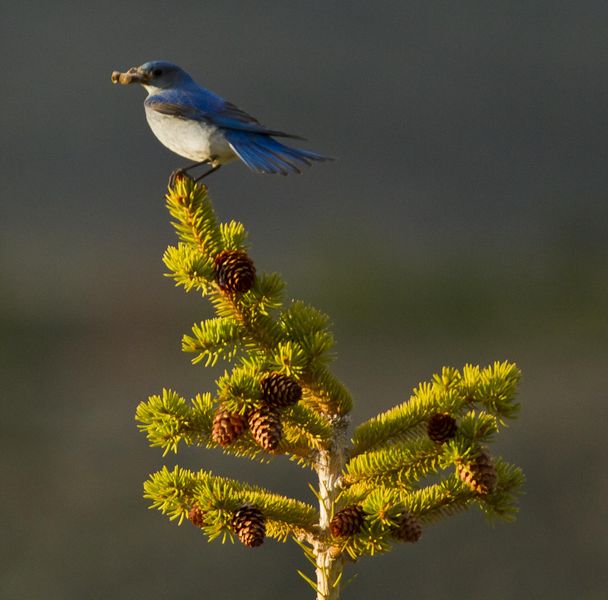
[145, 92, 304, 139]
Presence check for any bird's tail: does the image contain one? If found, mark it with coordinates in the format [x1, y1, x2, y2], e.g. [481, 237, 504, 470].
[226, 132, 333, 175]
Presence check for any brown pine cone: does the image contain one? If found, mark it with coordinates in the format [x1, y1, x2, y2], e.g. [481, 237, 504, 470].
[393, 512, 422, 543]
[260, 372, 302, 408]
[457, 448, 497, 495]
[211, 406, 247, 447]
[188, 504, 207, 528]
[232, 505, 266, 547]
[248, 405, 282, 451]
[214, 250, 256, 294]
[427, 413, 458, 443]
[330, 505, 366, 538]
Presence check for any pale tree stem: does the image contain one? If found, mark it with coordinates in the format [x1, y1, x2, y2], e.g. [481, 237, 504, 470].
[314, 418, 349, 600]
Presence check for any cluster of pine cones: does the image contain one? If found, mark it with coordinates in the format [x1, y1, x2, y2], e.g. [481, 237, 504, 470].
[329, 504, 422, 544]
[199, 411, 496, 550]
[205, 251, 291, 547]
[211, 372, 302, 452]
[206, 250, 498, 548]
[325, 413, 497, 548]
[426, 412, 497, 495]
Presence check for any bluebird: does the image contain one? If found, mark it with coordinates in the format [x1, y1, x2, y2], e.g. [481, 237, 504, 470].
[112, 60, 332, 182]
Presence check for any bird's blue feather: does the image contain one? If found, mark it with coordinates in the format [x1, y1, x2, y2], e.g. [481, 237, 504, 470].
[225, 130, 332, 175]
[145, 89, 303, 139]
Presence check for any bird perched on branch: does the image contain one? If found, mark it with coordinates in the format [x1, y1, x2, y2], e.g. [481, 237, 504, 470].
[112, 60, 332, 182]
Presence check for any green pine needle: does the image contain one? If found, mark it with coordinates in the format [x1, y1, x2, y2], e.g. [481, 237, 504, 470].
[136, 181, 524, 592]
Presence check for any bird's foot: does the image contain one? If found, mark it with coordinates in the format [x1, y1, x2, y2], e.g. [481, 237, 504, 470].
[168, 169, 193, 189]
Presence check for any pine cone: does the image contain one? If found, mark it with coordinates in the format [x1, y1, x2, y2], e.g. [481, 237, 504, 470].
[188, 504, 207, 528]
[457, 448, 497, 495]
[248, 405, 282, 451]
[214, 250, 256, 294]
[393, 512, 422, 543]
[211, 406, 247, 447]
[232, 505, 266, 547]
[427, 413, 458, 443]
[330, 505, 366, 538]
[261, 372, 302, 408]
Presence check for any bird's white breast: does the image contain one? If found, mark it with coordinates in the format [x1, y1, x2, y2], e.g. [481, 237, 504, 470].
[144, 108, 236, 165]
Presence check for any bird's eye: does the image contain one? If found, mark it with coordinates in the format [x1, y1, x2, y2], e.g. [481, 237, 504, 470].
[153, 68, 163, 77]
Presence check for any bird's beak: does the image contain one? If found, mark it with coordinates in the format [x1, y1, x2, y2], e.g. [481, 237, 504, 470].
[111, 66, 150, 85]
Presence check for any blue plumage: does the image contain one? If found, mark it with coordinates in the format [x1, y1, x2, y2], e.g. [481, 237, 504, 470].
[225, 130, 329, 175]
[113, 60, 332, 179]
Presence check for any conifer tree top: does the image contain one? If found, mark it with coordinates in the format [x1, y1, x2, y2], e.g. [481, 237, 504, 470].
[136, 180, 523, 599]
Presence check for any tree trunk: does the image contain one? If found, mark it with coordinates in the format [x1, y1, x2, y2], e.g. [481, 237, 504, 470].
[314, 420, 349, 600]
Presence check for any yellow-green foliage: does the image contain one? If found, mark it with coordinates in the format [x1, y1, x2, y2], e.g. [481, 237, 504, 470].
[135, 180, 523, 570]
[351, 362, 520, 455]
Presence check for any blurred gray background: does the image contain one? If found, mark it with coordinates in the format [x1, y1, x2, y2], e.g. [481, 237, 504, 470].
[2, 1, 607, 598]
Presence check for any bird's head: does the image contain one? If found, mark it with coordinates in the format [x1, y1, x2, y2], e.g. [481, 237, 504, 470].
[111, 61, 194, 93]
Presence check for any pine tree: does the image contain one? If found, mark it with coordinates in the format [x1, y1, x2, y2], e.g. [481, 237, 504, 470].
[135, 178, 524, 599]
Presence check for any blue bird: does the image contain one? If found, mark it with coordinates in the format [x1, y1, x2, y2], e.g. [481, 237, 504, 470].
[112, 60, 332, 182]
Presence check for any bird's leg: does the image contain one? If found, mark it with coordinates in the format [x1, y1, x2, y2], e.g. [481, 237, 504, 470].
[194, 164, 222, 182]
[169, 160, 210, 187]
